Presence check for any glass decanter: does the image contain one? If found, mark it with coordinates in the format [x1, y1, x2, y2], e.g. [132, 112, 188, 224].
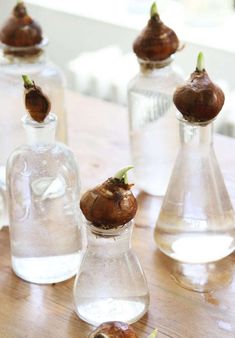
[7, 113, 83, 284]
[154, 113, 235, 264]
[74, 222, 149, 326]
[128, 57, 183, 196]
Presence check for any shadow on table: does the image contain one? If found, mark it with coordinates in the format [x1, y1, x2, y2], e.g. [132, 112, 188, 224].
[154, 248, 235, 293]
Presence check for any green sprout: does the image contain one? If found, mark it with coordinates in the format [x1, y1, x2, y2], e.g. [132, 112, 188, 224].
[114, 165, 134, 184]
[196, 52, 205, 72]
[150, 2, 158, 18]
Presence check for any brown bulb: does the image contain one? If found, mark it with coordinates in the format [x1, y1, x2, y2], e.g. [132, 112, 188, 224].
[0, 1, 42, 47]
[133, 3, 179, 61]
[80, 167, 137, 229]
[173, 52, 225, 123]
[22, 75, 51, 123]
[88, 321, 138, 338]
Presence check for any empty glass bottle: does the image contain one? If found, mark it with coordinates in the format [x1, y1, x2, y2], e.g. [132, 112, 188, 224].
[7, 113, 83, 284]
[155, 114, 235, 264]
[74, 222, 149, 326]
[128, 57, 183, 196]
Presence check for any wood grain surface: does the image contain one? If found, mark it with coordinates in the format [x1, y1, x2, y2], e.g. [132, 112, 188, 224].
[0, 91, 235, 338]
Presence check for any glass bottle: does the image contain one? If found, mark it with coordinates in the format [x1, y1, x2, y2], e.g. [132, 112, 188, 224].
[0, 40, 67, 226]
[7, 113, 83, 284]
[154, 113, 235, 264]
[74, 222, 149, 326]
[128, 57, 183, 196]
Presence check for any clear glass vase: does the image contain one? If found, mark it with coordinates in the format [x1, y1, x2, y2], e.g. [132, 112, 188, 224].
[128, 57, 183, 196]
[0, 41, 67, 226]
[73, 222, 149, 326]
[7, 113, 83, 284]
[154, 114, 235, 264]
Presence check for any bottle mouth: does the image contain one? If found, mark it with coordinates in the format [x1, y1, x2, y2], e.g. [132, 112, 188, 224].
[176, 111, 216, 126]
[22, 112, 57, 129]
[87, 221, 132, 237]
[138, 56, 173, 70]
[0, 37, 48, 57]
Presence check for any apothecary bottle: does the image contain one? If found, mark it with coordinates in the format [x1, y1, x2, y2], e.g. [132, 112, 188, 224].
[0, 3, 67, 225]
[74, 222, 149, 326]
[7, 113, 83, 284]
[154, 114, 235, 264]
[128, 3, 183, 196]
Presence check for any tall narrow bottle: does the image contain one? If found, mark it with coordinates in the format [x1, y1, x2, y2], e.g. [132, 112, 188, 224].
[7, 77, 83, 284]
[0, 2, 67, 225]
[128, 2, 183, 196]
[155, 53, 235, 264]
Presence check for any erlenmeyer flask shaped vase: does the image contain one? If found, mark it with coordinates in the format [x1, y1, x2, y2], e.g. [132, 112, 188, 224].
[74, 222, 149, 326]
[155, 116, 235, 264]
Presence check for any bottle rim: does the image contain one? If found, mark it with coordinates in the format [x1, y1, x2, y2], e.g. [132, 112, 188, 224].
[86, 221, 132, 237]
[0, 37, 48, 53]
[176, 111, 216, 126]
[22, 113, 57, 129]
[138, 55, 173, 69]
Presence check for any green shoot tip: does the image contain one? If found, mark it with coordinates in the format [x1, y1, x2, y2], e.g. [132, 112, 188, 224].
[196, 52, 205, 72]
[22, 75, 34, 87]
[150, 2, 158, 18]
[114, 165, 134, 184]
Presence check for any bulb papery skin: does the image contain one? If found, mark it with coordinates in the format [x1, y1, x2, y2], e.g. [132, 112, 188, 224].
[173, 70, 225, 123]
[88, 321, 138, 338]
[80, 179, 137, 228]
[133, 14, 179, 61]
[24, 84, 51, 123]
[0, 2, 43, 47]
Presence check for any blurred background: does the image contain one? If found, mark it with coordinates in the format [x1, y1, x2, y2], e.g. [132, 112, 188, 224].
[1, 0, 235, 135]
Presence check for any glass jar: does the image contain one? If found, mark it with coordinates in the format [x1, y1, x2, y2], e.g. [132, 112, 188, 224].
[128, 57, 183, 196]
[154, 114, 235, 264]
[7, 113, 83, 284]
[0, 40, 67, 226]
[74, 222, 149, 326]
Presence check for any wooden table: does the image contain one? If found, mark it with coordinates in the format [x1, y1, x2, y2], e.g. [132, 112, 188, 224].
[0, 91, 235, 338]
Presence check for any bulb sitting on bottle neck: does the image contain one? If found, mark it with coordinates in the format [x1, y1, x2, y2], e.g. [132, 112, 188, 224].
[177, 112, 213, 147]
[85, 222, 133, 254]
[138, 56, 173, 75]
[22, 113, 57, 145]
[0, 38, 48, 64]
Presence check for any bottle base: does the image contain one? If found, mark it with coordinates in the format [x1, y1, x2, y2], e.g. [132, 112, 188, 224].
[74, 296, 149, 326]
[171, 259, 234, 293]
[12, 252, 82, 284]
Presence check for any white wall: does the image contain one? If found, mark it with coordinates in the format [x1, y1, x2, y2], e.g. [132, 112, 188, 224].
[1, 0, 235, 90]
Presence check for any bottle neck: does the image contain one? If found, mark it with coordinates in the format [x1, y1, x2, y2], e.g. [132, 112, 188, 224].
[138, 56, 173, 75]
[0, 38, 48, 64]
[22, 113, 57, 145]
[179, 117, 213, 148]
[85, 222, 133, 255]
